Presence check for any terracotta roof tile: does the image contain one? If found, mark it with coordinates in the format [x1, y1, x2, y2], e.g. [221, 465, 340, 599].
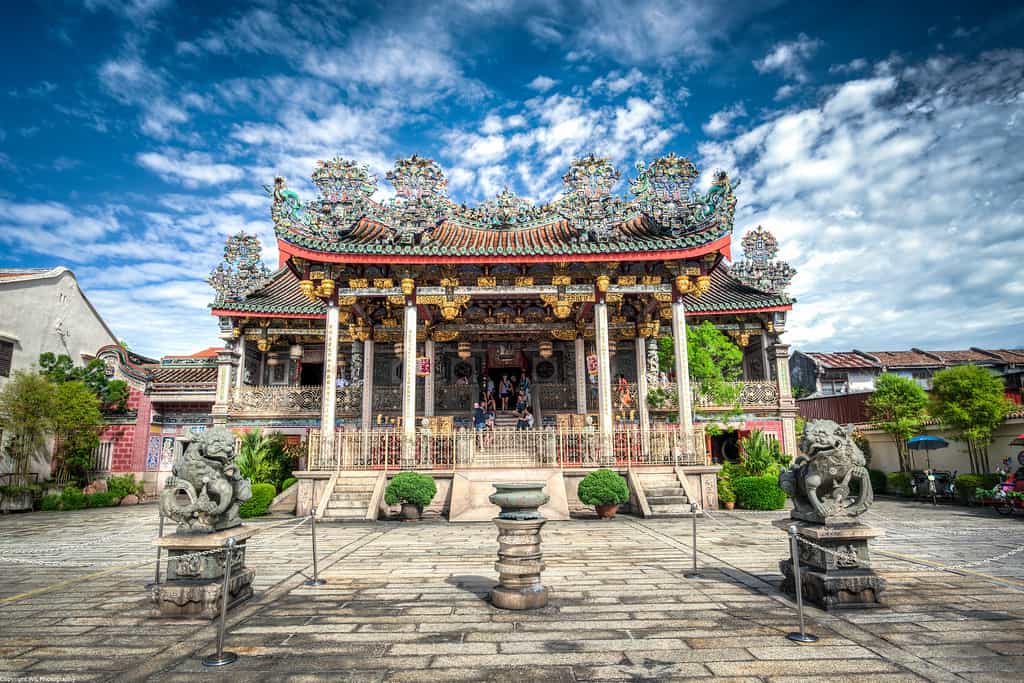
[864, 350, 942, 367]
[805, 352, 878, 369]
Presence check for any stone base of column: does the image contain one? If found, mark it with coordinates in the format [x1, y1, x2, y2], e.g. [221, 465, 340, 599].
[150, 527, 256, 618]
[490, 518, 548, 610]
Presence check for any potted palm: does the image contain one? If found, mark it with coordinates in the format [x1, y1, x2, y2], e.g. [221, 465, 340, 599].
[385, 472, 437, 521]
[578, 468, 629, 519]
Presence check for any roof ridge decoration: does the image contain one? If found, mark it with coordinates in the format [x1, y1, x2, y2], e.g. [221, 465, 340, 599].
[208, 231, 271, 303]
[730, 226, 796, 294]
[268, 153, 739, 253]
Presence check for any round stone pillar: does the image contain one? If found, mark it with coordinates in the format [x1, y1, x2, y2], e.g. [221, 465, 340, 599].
[489, 483, 550, 610]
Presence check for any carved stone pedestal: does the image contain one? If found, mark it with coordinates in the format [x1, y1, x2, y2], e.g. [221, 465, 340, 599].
[491, 519, 548, 610]
[151, 527, 256, 618]
[774, 520, 887, 610]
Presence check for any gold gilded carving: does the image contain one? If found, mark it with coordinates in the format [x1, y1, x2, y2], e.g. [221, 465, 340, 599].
[315, 279, 335, 298]
[440, 277, 459, 288]
[338, 311, 352, 324]
[675, 275, 692, 294]
[606, 293, 623, 303]
[299, 280, 315, 301]
[514, 276, 534, 287]
[373, 278, 394, 288]
[440, 303, 460, 320]
[653, 292, 672, 303]
[694, 275, 712, 296]
[685, 267, 700, 276]
[659, 304, 672, 320]
[431, 329, 459, 342]
[566, 293, 596, 303]
[400, 278, 415, 296]
[551, 328, 578, 341]
[595, 274, 610, 293]
[641, 275, 662, 285]
[551, 275, 571, 286]
[617, 275, 637, 286]
[477, 276, 497, 287]
[336, 295, 356, 306]
[618, 328, 636, 339]
[415, 295, 445, 305]
[611, 315, 627, 324]
[348, 278, 368, 288]
[386, 295, 405, 306]
[553, 302, 572, 319]
[382, 317, 398, 328]
[309, 271, 326, 280]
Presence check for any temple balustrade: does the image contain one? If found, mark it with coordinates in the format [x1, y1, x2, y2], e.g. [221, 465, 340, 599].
[306, 424, 707, 471]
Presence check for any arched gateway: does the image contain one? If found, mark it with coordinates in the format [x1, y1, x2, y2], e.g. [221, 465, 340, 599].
[206, 154, 797, 519]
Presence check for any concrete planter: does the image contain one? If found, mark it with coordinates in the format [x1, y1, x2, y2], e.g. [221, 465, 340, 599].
[400, 502, 422, 521]
[595, 503, 619, 519]
[0, 493, 33, 512]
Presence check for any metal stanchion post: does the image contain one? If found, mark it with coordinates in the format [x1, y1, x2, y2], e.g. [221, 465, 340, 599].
[202, 538, 239, 667]
[305, 507, 326, 587]
[684, 501, 702, 579]
[145, 511, 165, 590]
[785, 525, 818, 643]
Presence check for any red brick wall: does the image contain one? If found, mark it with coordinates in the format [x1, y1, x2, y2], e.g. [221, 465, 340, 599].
[101, 424, 137, 473]
[100, 387, 152, 474]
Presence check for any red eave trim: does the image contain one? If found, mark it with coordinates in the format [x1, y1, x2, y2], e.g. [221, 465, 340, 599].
[211, 309, 327, 320]
[277, 234, 731, 265]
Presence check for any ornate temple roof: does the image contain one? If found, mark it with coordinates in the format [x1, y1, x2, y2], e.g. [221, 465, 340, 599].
[212, 265, 793, 318]
[269, 154, 739, 262]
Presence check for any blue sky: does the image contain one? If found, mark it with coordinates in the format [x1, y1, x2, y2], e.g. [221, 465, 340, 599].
[1, 0, 1022, 358]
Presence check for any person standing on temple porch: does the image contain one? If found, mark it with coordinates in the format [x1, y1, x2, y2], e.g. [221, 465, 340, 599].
[499, 374, 512, 411]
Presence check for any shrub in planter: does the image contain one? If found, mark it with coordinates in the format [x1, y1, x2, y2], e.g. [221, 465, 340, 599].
[86, 492, 119, 508]
[886, 472, 913, 497]
[578, 468, 629, 518]
[717, 478, 735, 509]
[60, 486, 87, 511]
[281, 477, 297, 491]
[733, 475, 787, 510]
[39, 494, 62, 511]
[107, 474, 143, 499]
[239, 483, 277, 518]
[385, 472, 437, 519]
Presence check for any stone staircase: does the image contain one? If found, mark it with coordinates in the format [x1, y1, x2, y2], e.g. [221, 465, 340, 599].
[636, 470, 693, 516]
[321, 473, 380, 521]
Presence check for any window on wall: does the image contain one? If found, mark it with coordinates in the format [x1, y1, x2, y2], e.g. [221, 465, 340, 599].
[0, 340, 13, 377]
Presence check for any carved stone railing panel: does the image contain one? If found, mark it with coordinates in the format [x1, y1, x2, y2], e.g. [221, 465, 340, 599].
[646, 380, 781, 411]
[229, 383, 363, 415]
[436, 384, 476, 412]
[537, 384, 575, 412]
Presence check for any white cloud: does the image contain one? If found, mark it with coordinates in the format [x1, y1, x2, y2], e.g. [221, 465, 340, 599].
[590, 68, 646, 96]
[774, 84, 797, 101]
[527, 75, 558, 92]
[829, 57, 868, 75]
[702, 102, 746, 136]
[753, 33, 823, 83]
[136, 149, 244, 187]
[702, 50, 1024, 350]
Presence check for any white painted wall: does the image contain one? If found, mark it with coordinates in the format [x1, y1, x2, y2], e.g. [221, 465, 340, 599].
[0, 268, 118, 389]
[862, 419, 1024, 475]
[846, 370, 877, 393]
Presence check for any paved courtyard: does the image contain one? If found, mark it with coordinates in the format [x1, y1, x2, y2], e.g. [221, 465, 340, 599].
[0, 499, 1021, 682]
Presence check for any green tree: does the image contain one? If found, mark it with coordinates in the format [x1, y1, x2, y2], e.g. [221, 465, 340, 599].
[236, 429, 288, 485]
[866, 373, 929, 472]
[38, 353, 128, 410]
[0, 371, 59, 480]
[50, 382, 103, 485]
[930, 365, 1012, 474]
[657, 321, 743, 406]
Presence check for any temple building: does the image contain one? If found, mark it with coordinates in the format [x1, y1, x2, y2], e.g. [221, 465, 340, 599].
[192, 154, 798, 519]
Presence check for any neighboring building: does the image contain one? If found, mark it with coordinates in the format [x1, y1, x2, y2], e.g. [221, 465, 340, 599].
[92, 345, 216, 492]
[790, 348, 1024, 400]
[0, 267, 119, 481]
[0, 267, 118, 389]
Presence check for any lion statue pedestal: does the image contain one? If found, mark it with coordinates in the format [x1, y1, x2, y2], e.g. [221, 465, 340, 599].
[151, 427, 256, 618]
[776, 420, 887, 609]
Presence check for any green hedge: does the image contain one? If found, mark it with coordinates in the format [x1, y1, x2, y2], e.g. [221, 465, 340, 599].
[734, 475, 787, 510]
[39, 494, 62, 511]
[281, 477, 297, 491]
[385, 472, 437, 508]
[60, 486, 87, 511]
[578, 468, 629, 506]
[86, 492, 120, 508]
[240, 483, 277, 518]
[107, 474, 143, 499]
[887, 472, 913, 497]
[954, 473, 1003, 505]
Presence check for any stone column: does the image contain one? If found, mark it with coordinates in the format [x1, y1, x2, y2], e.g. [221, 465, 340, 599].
[671, 300, 694, 455]
[635, 335, 650, 454]
[361, 339, 374, 430]
[211, 344, 238, 426]
[594, 299, 614, 464]
[770, 343, 798, 457]
[424, 338, 435, 417]
[760, 330, 771, 381]
[235, 338, 246, 390]
[401, 300, 417, 467]
[320, 303, 340, 466]
[574, 336, 587, 415]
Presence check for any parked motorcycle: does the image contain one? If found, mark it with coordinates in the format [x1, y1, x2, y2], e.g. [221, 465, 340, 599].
[910, 469, 957, 504]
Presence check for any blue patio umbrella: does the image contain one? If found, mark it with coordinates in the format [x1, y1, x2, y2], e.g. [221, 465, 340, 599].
[907, 435, 949, 469]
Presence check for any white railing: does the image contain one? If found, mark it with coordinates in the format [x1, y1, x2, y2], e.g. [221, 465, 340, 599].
[307, 425, 707, 471]
[90, 442, 113, 474]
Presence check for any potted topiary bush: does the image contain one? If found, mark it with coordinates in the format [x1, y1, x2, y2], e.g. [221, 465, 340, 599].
[577, 468, 629, 519]
[718, 478, 735, 510]
[385, 472, 437, 521]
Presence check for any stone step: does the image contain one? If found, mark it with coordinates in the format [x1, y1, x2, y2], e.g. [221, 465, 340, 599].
[647, 495, 688, 506]
[328, 500, 371, 510]
[329, 497, 372, 505]
[649, 504, 697, 516]
[645, 486, 684, 497]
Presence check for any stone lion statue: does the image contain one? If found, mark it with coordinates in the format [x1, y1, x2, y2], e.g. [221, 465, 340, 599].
[160, 427, 252, 533]
[778, 419, 872, 524]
